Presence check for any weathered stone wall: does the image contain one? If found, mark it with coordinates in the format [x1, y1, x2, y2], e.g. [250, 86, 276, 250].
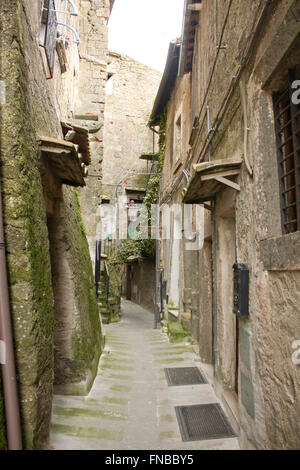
[160, 73, 191, 327]
[159, 0, 300, 450]
[0, 1, 56, 448]
[198, 239, 213, 363]
[48, 188, 102, 395]
[102, 52, 162, 199]
[100, 53, 161, 317]
[0, 0, 104, 449]
[76, 0, 112, 262]
[161, 73, 191, 196]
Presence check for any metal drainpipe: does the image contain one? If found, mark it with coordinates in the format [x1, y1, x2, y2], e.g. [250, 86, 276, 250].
[154, 180, 161, 329]
[0, 181, 22, 450]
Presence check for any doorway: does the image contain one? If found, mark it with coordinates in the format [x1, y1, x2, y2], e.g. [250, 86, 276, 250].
[215, 212, 238, 394]
[126, 264, 132, 300]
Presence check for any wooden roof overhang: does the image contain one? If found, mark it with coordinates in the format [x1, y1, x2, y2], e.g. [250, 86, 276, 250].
[126, 255, 141, 263]
[125, 187, 146, 194]
[149, 41, 181, 126]
[139, 153, 159, 162]
[61, 121, 92, 165]
[182, 159, 242, 203]
[38, 136, 86, 187]
[179, 1, 202, 76]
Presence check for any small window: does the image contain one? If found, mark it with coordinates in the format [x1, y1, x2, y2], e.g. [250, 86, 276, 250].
[40, 0, 57, 78]
[273, 70, 300, 234]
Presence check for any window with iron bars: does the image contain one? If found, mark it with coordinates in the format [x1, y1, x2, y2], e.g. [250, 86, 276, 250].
[273, 70, 300, 234]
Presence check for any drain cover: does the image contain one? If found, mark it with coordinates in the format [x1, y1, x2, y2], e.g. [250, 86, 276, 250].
[175, 403, 237, 441]
[164, 367, 207, 386]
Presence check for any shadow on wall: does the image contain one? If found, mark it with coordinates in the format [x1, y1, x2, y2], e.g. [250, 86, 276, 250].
[124, 259, 156, 313]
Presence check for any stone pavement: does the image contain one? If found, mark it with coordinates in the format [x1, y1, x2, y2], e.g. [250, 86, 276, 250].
[50, 300, 240, 450]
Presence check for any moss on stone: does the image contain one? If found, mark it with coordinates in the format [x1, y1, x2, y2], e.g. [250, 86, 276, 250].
[156, 357, 185, 364]
[101, 356, 134, 365]
[52, 406, 127, 421]
[106, 374, 134, 381]
[55, 187, 102, 393]
[0, 0, 103, 446]
[0, 1, 55, 449]
[100, 363, 134, 372]
[160, 414, 175, 423]
[159, 431, 175, 440]
[167, 318, 190, 343]
[151, 349, 190, 357]
[106, 340, 130, 346]
[110, 384, 132, 393]
[102, 396, 129, 405]
[51, 423, 124, 441]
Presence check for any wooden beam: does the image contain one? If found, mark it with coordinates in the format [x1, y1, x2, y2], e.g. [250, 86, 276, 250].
[214, 176, 240, 191]
[201, 169, 240, 180]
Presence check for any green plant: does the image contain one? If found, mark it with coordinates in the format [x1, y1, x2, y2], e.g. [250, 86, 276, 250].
[143, 111, 166, 211]
[108, 238, 155, 267]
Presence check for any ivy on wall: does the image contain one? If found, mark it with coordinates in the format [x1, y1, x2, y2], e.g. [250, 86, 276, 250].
[107, 110, 166, 267]
[108, 238, 155, 267]
[143, 110, 166, 211]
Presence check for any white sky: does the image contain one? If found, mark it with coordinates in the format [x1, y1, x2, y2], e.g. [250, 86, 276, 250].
[108, 0, 185, 72]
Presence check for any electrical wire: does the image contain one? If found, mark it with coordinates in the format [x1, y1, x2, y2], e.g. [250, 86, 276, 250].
[160, 0, 271, 202]
[159, 0, 234, 204]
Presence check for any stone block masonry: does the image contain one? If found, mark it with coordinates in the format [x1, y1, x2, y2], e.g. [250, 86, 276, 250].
[103, 52, 162, 196]
[77, 0, 112, 264]
[154, 0, 300, 451]
[0, 0, 106, 449]
[100, 53, 161, 319]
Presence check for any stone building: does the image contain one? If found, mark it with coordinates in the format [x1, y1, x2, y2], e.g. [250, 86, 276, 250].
[102, 51, 161, 205]
[77, 1, 115, 264]
[150, 0, 300, 450]
[0, 0, 114, 450]
[100, 52, 161, 312]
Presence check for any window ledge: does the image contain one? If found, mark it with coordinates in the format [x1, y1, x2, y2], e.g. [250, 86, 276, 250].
[260, 231, 300, 271]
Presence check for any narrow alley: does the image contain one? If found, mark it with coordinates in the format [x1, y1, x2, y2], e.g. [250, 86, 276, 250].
[50, 300, 239, 450]
[0, 0, 300, 453]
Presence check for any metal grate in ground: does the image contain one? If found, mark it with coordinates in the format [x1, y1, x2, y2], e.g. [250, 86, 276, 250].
[175, 403, 237, 441]
[164, 367, 207, 386]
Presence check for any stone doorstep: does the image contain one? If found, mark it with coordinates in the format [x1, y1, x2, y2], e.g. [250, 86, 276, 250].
[220, 390, 240, 436]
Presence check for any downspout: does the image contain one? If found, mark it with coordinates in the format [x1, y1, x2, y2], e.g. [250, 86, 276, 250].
[0, 181, 22, 450]
[154, 180, 161, 329]
[239, 75, 253, 177]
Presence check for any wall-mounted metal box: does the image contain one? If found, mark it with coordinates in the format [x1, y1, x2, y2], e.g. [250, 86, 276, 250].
[233, 263, 249, 317]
